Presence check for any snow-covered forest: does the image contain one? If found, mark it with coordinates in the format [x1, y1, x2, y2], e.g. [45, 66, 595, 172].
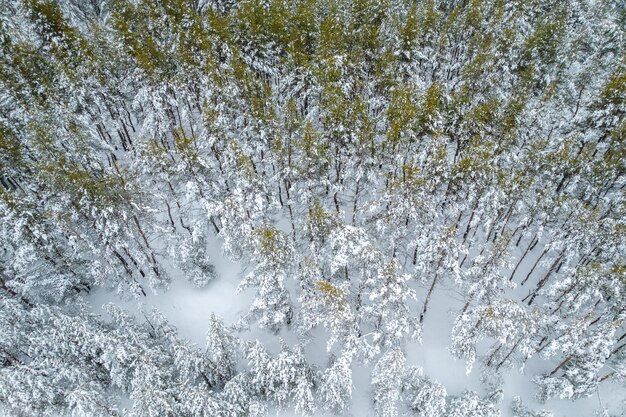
[0, 0, 624, 416]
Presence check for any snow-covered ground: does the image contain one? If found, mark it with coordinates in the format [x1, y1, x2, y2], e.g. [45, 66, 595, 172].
[85, 233, 626, 417]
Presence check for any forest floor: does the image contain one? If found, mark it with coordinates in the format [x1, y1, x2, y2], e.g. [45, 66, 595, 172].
[87, 233, 626, 417]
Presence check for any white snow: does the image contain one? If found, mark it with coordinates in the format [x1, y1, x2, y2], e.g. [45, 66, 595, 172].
[85, 232, 626, 417]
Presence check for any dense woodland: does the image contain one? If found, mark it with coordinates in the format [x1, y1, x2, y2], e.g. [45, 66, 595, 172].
[0, 0, 625, 416]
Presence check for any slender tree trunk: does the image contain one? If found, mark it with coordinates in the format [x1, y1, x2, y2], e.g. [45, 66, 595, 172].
[495, 338, 522, 372]
[284, 179, 296, 241]
[352, 179, 360, 224]
[165, 202, 176, 230]
[420, 267, 441, 324]
[524, 252, 565, 305]
[549, 355, 572, 376]
[521, 246, 548, 286]
[0, 275, 17, 297]
[462, 210, 475, 245]
[510, 236, 538, 281]
[133, 215, 160, 277]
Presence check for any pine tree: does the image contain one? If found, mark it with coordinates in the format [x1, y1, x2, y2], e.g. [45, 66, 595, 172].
[319, 349, 354, 413]
[401, 367, 447, 417]
[371, 347, 405, 417]
[0, 0, 624, 415]
[238, 227, 294, 332]
[206, 313, 238, 384]
[445, 391, 499, 417]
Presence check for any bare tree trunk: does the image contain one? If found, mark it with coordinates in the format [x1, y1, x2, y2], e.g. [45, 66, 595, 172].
[495, 338, 522, 372]
[0, 275, 17, 298]
[549, 355, 572, 376]
[352, 179, 360, 224]
[420, 270, 440, 324]
[284, 179, 296, 241]
[510, 235, 538, 281]
[524, 252, 565, 305]
[133, 215, 160, 277]
[520, 246, 548, 286]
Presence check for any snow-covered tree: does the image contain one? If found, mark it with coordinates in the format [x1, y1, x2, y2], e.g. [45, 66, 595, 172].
[371, 347, 406, 417]
[0, 0, 624, 415]
[238, 227, 294, 332]
[319, 349, 354, 413]
[401, 367, 447, 417]
[246, 340, 316, 415]
[445, 391, 499, 417]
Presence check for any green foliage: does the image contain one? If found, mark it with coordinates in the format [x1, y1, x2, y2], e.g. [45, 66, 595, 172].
[0, 123, 22, 169]
[398, 4, 418, 56]
[26, 0, 78, 45]
[520, 16, 566, 69]
[297, 121, 330, 176]
[386, 87, 417, 147]
[315, 280, 346, 310]
[0, 0, 625, 414]
[599, 67, 626, 108]
[39, 157, 128, 209]
[318, 7, 347, 57]
[307, 199, 335, 241]
[229, 141, 257, 180]
[416, 82, 444, 134]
